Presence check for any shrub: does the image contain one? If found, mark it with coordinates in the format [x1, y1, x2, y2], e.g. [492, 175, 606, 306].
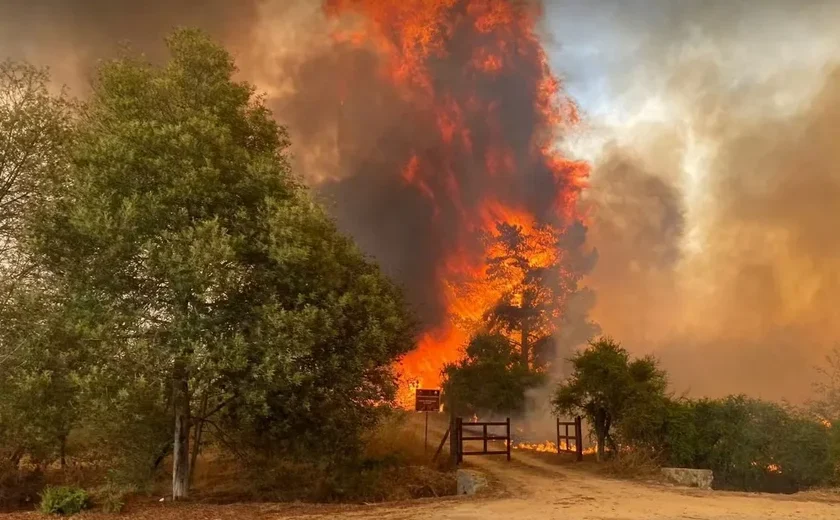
[39, 486, 89, 516]
[661, 396, 834, 493]
[553, 337, 668, 461]
[92, 481, 136, 514]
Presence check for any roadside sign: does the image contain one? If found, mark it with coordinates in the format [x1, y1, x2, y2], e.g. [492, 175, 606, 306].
[415, 388, 441, 412]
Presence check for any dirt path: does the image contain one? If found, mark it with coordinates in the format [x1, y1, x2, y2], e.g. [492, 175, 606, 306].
[292, 451, 840, 520]
[9, 451, 836, 520]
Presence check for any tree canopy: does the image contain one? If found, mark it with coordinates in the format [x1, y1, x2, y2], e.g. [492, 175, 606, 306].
[442, 332, 544, 416]
[20, 29, 416, 499]
[552, 337, 667, 460]
[479, 221, 596, 369]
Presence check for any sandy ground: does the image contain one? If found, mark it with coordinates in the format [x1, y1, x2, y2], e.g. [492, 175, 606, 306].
[6, 415, 839, 519]
[11, 450, 835, 520]
[281, 450, 840, 520]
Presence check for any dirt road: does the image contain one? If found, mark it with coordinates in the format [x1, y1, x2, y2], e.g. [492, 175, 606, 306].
[11, 450, 836, 520]
[294, 450, 840, 520]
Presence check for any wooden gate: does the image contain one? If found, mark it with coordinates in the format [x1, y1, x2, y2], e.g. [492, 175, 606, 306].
[557, 416, 584, 461]
[455, 417, 511, 463]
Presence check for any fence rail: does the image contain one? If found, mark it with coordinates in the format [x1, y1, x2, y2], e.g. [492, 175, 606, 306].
[456, 417, 511, 463]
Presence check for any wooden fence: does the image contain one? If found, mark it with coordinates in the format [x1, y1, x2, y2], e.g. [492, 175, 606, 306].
[556, 416, 584, 461]
[456, 417, 511, 463]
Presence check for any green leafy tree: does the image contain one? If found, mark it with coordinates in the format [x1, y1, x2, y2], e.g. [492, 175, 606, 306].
[0, 283, 91, 469]
[0, 61, 70, 274]
[442, 332, 545, 416]
[0, 61, 74, 467]
[552, 337, 667, 460]
[26, 30, 415, 499]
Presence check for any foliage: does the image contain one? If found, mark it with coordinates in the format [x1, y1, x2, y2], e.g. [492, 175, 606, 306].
[0, 60, 71, 272]
[23, 28, 415, 498]
[552, 337, 667, 460]
[91, 481, 135, 514]
[0, 60, 75, 470]
[658, 397, 834, 492]
[442, 332, 545, 416]
[39, 486, 89, 516]
[599, 390, 836, 492]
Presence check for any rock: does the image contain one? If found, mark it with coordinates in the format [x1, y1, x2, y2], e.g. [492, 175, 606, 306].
[456, 469, 489, 496]
[661, 467, 714, 490]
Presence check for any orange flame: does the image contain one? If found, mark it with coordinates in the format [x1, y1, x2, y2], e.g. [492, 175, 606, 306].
[325, 0, 589, 393]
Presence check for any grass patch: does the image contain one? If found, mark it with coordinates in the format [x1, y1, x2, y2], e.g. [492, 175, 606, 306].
[39, 486, 90, 516]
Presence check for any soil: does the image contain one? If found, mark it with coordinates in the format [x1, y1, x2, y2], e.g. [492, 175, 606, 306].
[7, 449, 839, 520]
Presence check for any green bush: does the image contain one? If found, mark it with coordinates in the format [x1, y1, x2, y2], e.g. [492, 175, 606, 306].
[660, 396, 834, 493]
[443, 333, 545, 416]
[92, 481, 135, 514]
[39, 486, 90, 516]
[607, 393, 835, 492]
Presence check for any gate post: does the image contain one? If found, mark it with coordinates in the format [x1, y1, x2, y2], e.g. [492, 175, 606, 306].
[449, 413, 458, 466]
[506, 417, 511, 461]
[456, 417, 464, 464]
[575, 416, 583, 462]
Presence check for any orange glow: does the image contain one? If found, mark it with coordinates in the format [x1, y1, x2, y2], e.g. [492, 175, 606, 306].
[514, 441, 597, 455]
[325, 0, 589, 398]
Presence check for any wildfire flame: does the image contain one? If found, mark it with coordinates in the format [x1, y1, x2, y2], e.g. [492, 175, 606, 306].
[514, 440, 597, 455]
[324, 0, 589, 394]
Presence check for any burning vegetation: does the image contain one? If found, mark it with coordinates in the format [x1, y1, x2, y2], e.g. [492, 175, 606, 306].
[307, 0, 594, 393]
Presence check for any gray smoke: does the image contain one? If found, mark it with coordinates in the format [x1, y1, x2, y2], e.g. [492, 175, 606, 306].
[552, 0, 840, 401]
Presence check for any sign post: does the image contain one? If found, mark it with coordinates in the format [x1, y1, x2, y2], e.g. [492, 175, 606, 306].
[414, 389, 441, 454]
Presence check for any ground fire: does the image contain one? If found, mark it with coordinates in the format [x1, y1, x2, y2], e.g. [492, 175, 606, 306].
[322, 0, 591, 397]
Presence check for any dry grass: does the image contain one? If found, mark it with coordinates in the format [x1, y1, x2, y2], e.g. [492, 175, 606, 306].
[186, 410, 456, 504]
[594, 449, 662, 480]
[3, 411, 457, 514]
[0, 461, 44, 512]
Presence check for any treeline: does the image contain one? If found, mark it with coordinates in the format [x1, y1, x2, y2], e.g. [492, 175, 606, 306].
[0, 30, 417, 507]
[555, 338, 840, 493]
[443, 334, 840, 493]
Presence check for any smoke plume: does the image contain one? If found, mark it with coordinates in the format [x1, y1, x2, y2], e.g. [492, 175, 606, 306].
[2, 0, 839, 402]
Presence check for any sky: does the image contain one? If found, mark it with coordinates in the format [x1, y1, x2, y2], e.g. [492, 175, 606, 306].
[2, 0, 840, 401]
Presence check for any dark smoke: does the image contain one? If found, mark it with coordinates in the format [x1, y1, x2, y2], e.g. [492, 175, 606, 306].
[5, 0, 838, 402]
[253, 2, 589, 329]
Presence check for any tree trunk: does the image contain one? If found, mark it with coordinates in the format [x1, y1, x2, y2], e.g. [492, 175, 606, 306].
[521, 319, 530, 368]
[594, 409, 607, 462]
[172, 358, 191, 500]
[189, 394, 208, 486]
[604, 415, 616, 459]
[9, 446, 24, 468]
[58, 433, 67, 470]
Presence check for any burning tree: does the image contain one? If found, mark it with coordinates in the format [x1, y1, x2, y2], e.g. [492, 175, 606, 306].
[279, 1, 593, 389]
[482, 221, 584, 369]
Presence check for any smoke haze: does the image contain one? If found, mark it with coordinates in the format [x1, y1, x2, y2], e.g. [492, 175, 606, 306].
[548, 0, 840, 400]
[2, 0, 839, 401]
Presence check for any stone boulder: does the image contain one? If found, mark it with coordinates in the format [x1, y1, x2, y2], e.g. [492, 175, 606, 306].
[661, 467, 714, 490]
[456, 469, 489, 496]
